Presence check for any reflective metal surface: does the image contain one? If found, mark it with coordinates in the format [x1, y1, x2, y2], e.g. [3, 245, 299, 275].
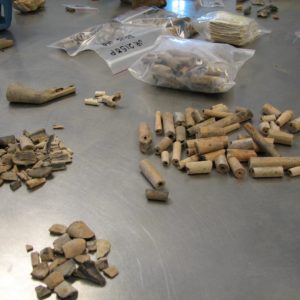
[0, 1, 300, 299]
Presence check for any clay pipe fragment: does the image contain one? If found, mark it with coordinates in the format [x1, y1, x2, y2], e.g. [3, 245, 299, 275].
[174, 112, 185, 127]
[155, 111, 163, 135]
[140, 159, 165, 189]
[162, 112, 175, 140]
[288, 117, 300, 133]
[6, 83, 76, 104]
[250, 167, 284, 178]
[0, 39, 14, 50]
[161, 151, 170, 167]
[139, 122, 152, 154]
[100, 92, 122, 108]
[243, 122, 280, 157]
[145, 189, 169, 202]
[204, 110, 253, 130]
[185, 107, 195, 128]
[46, 135, 54, 154]
[249, 157, 300, 170]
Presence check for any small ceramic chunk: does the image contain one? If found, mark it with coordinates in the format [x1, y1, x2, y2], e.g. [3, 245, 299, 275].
[10, 180, 21, 191]
[1, 171, 18, 181]
[7, 143, 18, 153]
[19, 135, 35, 151]
[26, 178, 46, 189]
[31, 263, 49, 280]
[28, 129, 48, 143]
[43, 271, 64, 289]
[54, 259, 76, 278]
[103, 266, 119, 279]
[73, 261, 106, 286]
[0, 165, 11, 174]
[95, 257, 109, 271]
[0, 149, 7, 157]
[145, 189, 169, 201]
[27, 167, 52, 178]
[86, 240, 97, 253]
[49, 224, 67, 235]
[40, 247, 55, 262]
[0, 135, 16, 147]
[54, 281, 78, 299]
[62, 238, 86, 258]
[53, 233, 71, 254]
[31, 251, 40, 267]
[35, 285, 52, 299]
[74, 254, 91, 264]
[67, 221, 95, 239]
[96, 239, 111, 259]
[49, 257, 67, 272]
[33, 160, 44, 169]
[1, 152, 13, 164]
[50, 162, 66, 171]
[26, 244, 33, 252]
[13, 150, 37, 165]
[17, 170, 30, 181]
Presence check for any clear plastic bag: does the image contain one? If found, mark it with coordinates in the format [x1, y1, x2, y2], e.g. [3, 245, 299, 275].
[192, 11, 270, 46]
[128, 35, 255, 93]
[198, 0, 224, 8]
[114, 6, 196, 38]
[48, 22, 161, 74]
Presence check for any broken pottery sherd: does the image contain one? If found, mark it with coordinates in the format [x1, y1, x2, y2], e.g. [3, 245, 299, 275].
[54, 281, 78, 299]
[43, 271, 64, 289]
[62, 238, 86, 258]
[49, 224, 67, 235]
[53, 233, 71, 254]
[67, 221, 95, 240]
[40, 247, 55, 262]
[35, 285, 52, 299]
[54, 259, 76, 278]
[103, 266, 119, 279]
[31, 263, 49, 280]
[96, 239, 111, 259]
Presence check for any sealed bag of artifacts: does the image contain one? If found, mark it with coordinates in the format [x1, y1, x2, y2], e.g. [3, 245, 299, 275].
[115, 6, 196, 38]
[192, 11, 270, 46]
[49, 22, 161, 74]
[128, 35, 255, 93]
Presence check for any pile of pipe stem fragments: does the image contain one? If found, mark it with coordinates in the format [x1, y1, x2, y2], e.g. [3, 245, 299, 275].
[138, 103, 300, 201]
[84, 90, 122, 108]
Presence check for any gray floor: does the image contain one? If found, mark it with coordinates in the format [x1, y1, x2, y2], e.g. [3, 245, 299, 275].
[1, 1, 300, 299]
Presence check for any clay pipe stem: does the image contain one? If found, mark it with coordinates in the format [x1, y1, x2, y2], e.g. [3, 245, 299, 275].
[243, 122, 280, 157]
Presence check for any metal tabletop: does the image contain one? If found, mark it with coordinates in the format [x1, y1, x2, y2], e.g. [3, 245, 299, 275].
[0, 1, 300, 299]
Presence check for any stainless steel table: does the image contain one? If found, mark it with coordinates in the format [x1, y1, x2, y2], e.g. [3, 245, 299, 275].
[0, 1, 300, 299]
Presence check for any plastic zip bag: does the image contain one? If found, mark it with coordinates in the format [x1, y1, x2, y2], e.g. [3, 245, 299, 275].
[198, 0, 224, 8]
[114, 6, 196, 38]
[48, 22, 161, 74]
[129, 35, 255, 93]
[193, 11, 270, 46]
